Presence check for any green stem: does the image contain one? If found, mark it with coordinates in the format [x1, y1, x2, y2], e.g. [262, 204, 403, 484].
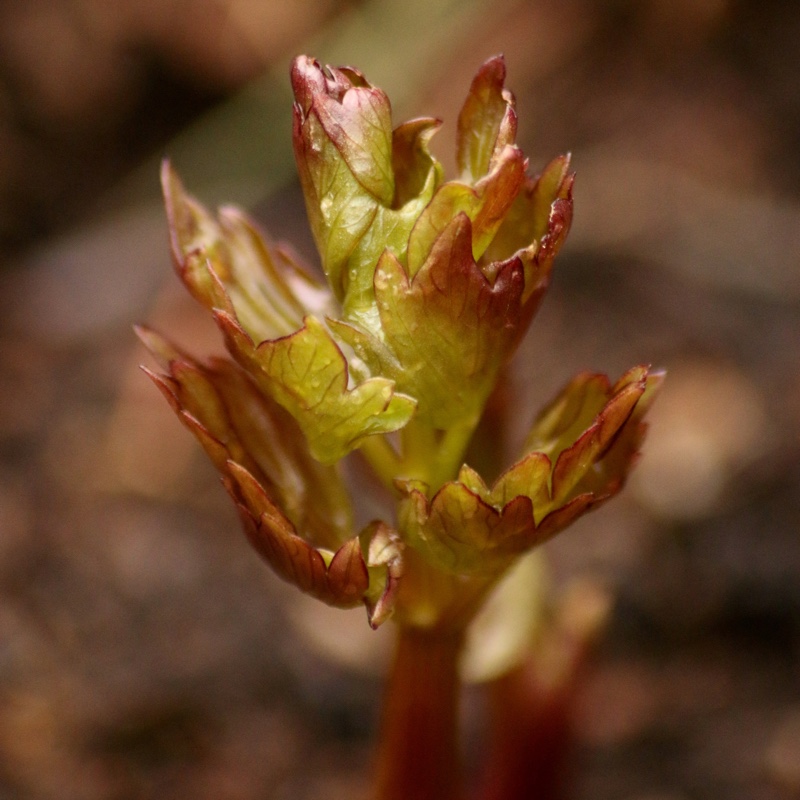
[430, 420, 475, 487]
[374, 625, 464, 800]
[359, 435, 403, 488]
[400, 419, 438, 481]
[398, 418, 477, 490]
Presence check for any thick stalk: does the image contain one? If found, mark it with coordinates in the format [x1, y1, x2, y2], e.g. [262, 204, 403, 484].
[374, 624, 464, 800]
[479, 580, 611, 800]
[480, 662, 573, 800]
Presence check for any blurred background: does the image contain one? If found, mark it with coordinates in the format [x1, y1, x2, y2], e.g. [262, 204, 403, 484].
[1, 0, 799, 797]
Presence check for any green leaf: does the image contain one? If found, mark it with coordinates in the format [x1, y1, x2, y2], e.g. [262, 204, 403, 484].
[340, 184, 437, 329]
[293, 102, 381, 301]
[216, 312, 416, 463]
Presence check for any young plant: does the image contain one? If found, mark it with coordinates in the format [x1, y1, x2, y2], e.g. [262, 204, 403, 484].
[139, 54, 662, 800]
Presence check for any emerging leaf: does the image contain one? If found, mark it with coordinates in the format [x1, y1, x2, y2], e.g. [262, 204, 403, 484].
[162, 161, 333, 342]
[291, 56, 441, 323]
[216, 312, 416, 464]
[228, 463, 401, 626]
[226, 461, 370, 609]
[139, 328, 402, 625]
[396, 367, 663, 576]
[456, 55, 518, 183]
[162, 162, 417, 463]
[405, 145, 526, 275]
[138, 327, 353, 546]
[336, 214, 526, 429]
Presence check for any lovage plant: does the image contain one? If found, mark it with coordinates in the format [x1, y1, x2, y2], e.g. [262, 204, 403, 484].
[139, 54, 662, 800]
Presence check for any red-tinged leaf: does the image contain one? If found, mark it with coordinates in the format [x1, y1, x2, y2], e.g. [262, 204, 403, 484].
[396, 457, 617, 577]
[456, 55, 518, 183]
[162, 161, 332, 342]
[488, 451, 552, 515]
[531, 156, 573, 240]
[371, 214, 525, 428]
[315, 84, 395, 204]
[563, 369, 665, 500]
[226, 462, 369, 608]
[215, 206, 334, 326]
[523, 372, 617, 459]
[140, 354, 243, 479]
[180, 410, 235, 475]
[470, 147, 528, 258]
[162, 160, 234, 314]
[391, 117, 443, 208]
[293, 56, 395, 204]
[140, 362, 180, 408]
[454, 463, 489, 496]
[406, 145, 526, 275]
[398, 480, 538, 576]
[291, 58, 441, 320]
[326, 537, 371, 604]
[140, 328, 406, 617]
[138, 327, 354, 548]
[482, 155, 574, 272]
[550, 369, 647, 506]
[134, 324, 185, 365]
[515, 188, 574, 314]
[536, 193, 574, 271]
[533, 493, 598, 542]
[206, 361, 355, 546]
[392, 366, 662, 579]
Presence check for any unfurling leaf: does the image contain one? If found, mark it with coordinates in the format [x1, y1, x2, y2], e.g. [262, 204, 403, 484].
[216, 312, 416, 463]
[139, 327, 403, 624]
[337, 214, 526, 428]
[396, 367, 662, 577]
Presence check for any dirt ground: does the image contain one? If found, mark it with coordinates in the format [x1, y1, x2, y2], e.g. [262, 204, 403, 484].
[1, 1, 799, 798]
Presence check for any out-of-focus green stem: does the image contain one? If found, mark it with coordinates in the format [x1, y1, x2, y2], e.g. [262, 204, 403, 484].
[374, 624, 464, 800]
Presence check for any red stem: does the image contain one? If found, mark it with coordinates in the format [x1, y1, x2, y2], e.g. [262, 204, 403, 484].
[374, 625, 464, 800]
[480, 661, 574, 800]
